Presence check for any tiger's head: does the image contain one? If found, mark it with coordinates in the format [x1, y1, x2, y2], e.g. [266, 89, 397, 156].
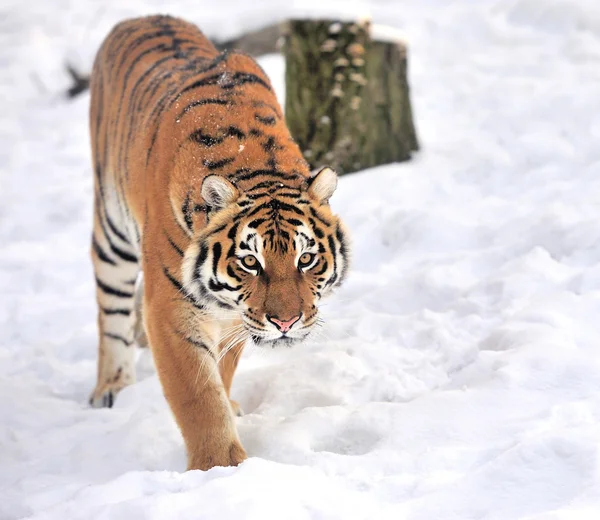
[182, 167, 349, 346]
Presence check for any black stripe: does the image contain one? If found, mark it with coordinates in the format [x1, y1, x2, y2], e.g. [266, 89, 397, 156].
[336, 223, 348, 257]
[242, 202, 272, 220]
[92, 236, 117, 265]
[96, 207, 138, 264]
[170, 202, 191, 237]
[309, 217, 325, 239]
[108, 241, 138, 263]
[122, 41, 170, 87]
[221, 73, 272, 91]
[94, 160, 104, 198]
[133, 61, 175, 119]
[269, 198, 305, 216]
[245, 314, 265, 327]
[115, 29, 174, 73]
[227, 126, 246, 139]
[248, 218, 267, 228]
[232, 167, 251, 178]
[134, 56, 182, 164]
[227, 222, 239, 241]
[190, 125, 246, 148]
[277, 192, 303, 199]
[195, 243, 209, 275]
[212, 243, 222, 276]
[127, 54, 176, 117]
[335, 223, 348, 281]
[246, 192, 270, 201]
[285, 218, 303, 227]
[255, 114, 276, 126]
[247, 181, 278, 191]
[262, 136, 279, 151]
[117, 44, 179, 169]
[136, 63, 173, 108]
[163, 264, 204, 309]
[204, 157, 235, 170]
[310, 207, 332, 226]
[162, 265, 184, 293]
[141, 50, 216, 149]
[266, 157, 276, 169]
[181, 72, 227, 93]
[104, 332, 133, 346]
[182, 191, 193, 232]
[107, 25, 137, 62]
[166, 233, 184, 257]
[105, 213, 130, 244]
[190, 129, 224, 147]
[232, 168, 299, 183]
[101, 307, 132, 316]
[174, 327, 214, 357]
[326, 235, 338, 286]
[206, 224, 228, 237]
[179, 98, 229, 120]
[95, 276, 134, 298]
[144, 53, 236, 166]
[227, 265, 242, 282]
[315, 260, 328, 276]
[116, 50, 178, 160]
[122, 38, 197, 90]
[208, 279, 241, 292]
[181, 71, 272, 97]
[179, 52, 232, 95]
[251, 100, 282, 118]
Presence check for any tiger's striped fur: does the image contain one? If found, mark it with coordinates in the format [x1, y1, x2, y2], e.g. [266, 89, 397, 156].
[89, 15, 349, 470]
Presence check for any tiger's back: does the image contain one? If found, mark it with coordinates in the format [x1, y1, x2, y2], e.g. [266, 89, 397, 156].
[91, 15, 309, 238]
[89, 15, 349, 470]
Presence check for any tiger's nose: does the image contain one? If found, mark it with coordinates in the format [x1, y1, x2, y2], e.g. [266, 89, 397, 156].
[267, 313, 302, 333]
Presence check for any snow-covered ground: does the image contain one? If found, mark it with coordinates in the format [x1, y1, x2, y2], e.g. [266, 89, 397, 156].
[2, 0, 600, 518]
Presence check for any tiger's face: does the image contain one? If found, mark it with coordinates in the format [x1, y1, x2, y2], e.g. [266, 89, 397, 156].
[182, 167, 349, 346]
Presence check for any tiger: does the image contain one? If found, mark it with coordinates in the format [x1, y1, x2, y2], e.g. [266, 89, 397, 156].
[88, 14, 350, 471]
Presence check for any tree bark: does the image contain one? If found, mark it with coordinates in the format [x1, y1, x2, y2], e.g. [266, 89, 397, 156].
[284, 19, 419, 175]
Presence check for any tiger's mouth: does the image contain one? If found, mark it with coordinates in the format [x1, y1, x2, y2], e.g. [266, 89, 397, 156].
[241, 310, 313, 346]
[249, 333, 309, 348]
[243, 314, 313, 347]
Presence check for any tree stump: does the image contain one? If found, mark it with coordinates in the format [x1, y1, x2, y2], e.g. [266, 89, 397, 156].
[284, 20, 419, 175]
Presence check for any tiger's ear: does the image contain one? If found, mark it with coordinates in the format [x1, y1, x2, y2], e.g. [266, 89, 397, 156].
[307, 167, 338, 204]
[201, 175, 239, 210]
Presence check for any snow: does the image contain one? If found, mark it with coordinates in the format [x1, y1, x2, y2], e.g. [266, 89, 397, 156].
[2, 0, 600, 518]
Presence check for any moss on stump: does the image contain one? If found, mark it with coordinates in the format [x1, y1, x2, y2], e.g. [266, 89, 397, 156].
[284, 19, 419, 175]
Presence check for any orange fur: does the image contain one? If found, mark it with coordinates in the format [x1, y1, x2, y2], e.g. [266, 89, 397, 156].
[88, 15, 349, 470]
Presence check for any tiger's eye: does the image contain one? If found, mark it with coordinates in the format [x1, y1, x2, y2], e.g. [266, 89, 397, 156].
[241, 255, 258, 270]
[298, 253, 315, 269]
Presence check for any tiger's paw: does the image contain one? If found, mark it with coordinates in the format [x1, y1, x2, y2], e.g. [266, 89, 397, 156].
[89, 382, 127, 408]
[187, 439, 247, 471]
[230, 399, 244, 417]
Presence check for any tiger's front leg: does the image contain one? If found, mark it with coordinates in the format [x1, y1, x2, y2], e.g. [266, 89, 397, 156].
[218, 327, 246, 417]
[143, 259, 247, 471]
